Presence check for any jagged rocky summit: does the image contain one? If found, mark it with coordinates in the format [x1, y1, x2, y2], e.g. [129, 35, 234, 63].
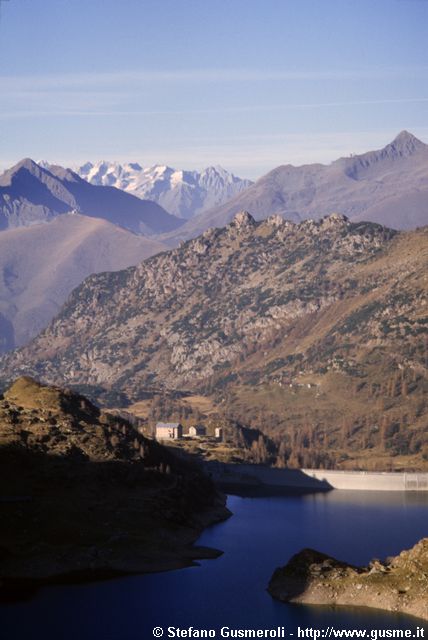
[0, 210, 399, 392]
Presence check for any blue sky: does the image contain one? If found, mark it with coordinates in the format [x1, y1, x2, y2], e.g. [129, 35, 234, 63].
[1, 0, 427, 178]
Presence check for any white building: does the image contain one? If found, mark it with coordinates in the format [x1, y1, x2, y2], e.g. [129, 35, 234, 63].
[155, 422, 183, 440]
[215, 427, 223, 440]
[188, 425, 206, 437]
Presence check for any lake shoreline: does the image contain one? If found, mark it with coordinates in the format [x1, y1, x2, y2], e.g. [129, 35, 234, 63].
[3, 492, 428, 640]
[268, 540, 428, 622]
[0, 502, 230, 603]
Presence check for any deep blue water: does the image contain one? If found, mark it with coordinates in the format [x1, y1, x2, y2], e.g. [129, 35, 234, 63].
[2, 491, 428, 640]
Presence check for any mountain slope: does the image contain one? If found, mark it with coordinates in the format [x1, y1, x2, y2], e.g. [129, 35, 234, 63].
[0, 376, 228, 588]
[1, 212, 426, 469]
[0, 159, 184, 235]
[76, 162, 252, 219]
[164, 131, 428, 243]
[0, 212, 166, 352]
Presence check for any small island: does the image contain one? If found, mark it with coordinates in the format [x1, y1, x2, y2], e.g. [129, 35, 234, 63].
[268, 540, 428, 621]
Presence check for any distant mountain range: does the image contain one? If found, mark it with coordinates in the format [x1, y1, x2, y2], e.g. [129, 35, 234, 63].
[163, 131, 428, 243]
[4, 131, 426, 243]
[75, 162, 253, 219]
[0, 158, 183, 235]
[1, 131, 426, 356]
[0, 213, 166, 353]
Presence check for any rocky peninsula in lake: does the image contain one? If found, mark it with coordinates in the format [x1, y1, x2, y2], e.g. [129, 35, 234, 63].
[0, 377, 230, 599]
[268, 539, 428, 621]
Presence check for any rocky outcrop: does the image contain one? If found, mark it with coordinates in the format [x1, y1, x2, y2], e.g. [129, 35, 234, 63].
[0, 213, 400, 393]
[268, 540, 428, 621]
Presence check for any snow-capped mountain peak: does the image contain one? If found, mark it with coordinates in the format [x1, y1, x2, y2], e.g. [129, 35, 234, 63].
[75, 161, 252, 219]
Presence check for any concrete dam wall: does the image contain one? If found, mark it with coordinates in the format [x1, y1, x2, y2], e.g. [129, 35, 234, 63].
[301, 468, 428, 491]
[206, 462, 428, 492]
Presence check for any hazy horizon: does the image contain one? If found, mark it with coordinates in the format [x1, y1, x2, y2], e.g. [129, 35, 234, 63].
[2, 128, 428, 183]
[1, 0, 427, 178]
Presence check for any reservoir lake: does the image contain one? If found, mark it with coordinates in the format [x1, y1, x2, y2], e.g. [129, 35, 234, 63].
[2, 491, 428, 640]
